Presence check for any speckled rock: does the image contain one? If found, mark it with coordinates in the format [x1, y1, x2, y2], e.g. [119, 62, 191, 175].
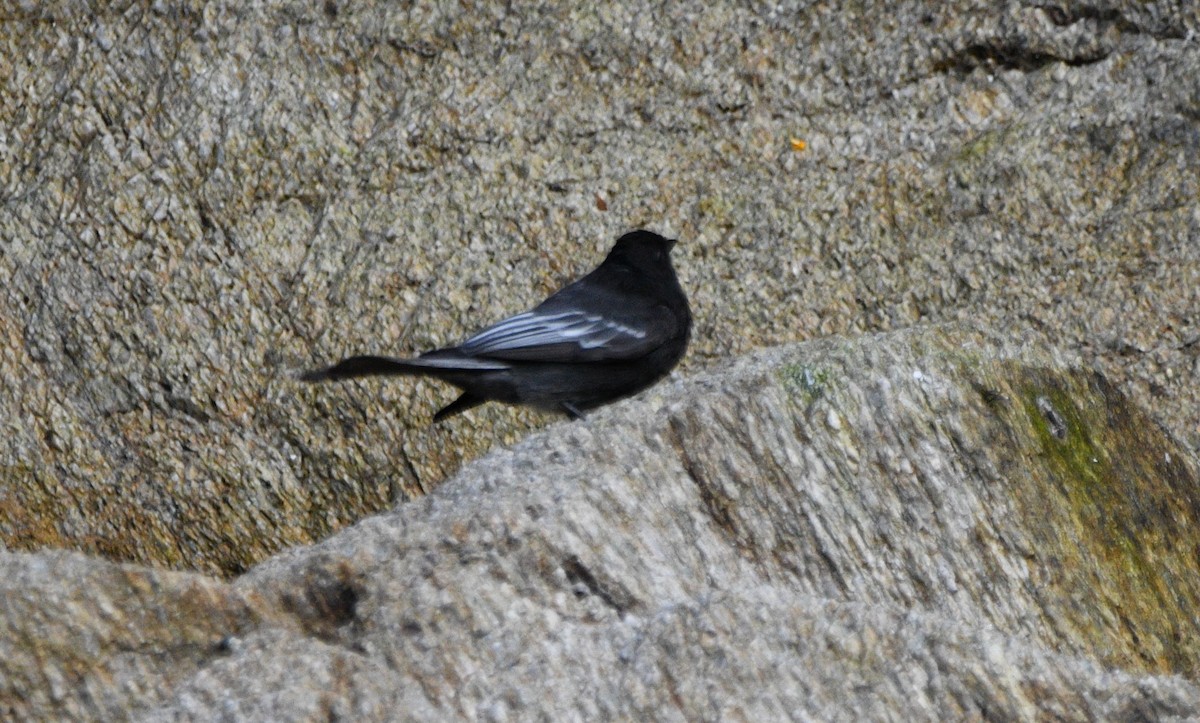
[2, 1, 1198, 576]
[3, 326, 1200, 720]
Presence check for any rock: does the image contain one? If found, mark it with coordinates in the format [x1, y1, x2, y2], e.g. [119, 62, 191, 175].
[0, 549, 272, 718]
[2, 0, 1199, 574]
[4, 326, 1200, 719]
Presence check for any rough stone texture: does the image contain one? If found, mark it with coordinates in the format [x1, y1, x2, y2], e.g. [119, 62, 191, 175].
[0, 549, 276, 719]
[3, 326, 1200, 720]
[1, 0, 1199, 574]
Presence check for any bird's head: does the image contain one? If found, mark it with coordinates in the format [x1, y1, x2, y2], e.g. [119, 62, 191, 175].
[606, 230, 679, 274]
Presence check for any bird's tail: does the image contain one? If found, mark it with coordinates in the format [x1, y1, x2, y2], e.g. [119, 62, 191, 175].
[300, 353, 509, 382]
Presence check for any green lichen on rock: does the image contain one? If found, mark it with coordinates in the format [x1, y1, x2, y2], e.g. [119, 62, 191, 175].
[778, 363, 832, 405]
[1006, 367, 1200, 675]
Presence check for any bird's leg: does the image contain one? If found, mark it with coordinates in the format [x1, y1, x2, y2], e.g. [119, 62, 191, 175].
[434, 392, 486, 422]
[560, 402, 586, 420]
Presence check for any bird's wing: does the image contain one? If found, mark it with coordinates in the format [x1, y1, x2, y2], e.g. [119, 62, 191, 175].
[458, 300, 674, 362]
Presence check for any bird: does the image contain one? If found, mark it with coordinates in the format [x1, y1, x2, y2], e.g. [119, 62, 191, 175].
[301, 229, 691, 423]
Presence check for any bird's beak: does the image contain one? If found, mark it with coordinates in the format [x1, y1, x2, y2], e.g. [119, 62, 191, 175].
[668, 238, 678, 250]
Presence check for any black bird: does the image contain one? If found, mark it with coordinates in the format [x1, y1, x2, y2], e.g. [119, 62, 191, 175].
[302, 230, 691, 422]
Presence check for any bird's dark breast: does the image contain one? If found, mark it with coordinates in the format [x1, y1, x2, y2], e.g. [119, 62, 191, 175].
[509, 363, 663, 409]
[555, 337, 687, 406]
[436, 341, 685, 411]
